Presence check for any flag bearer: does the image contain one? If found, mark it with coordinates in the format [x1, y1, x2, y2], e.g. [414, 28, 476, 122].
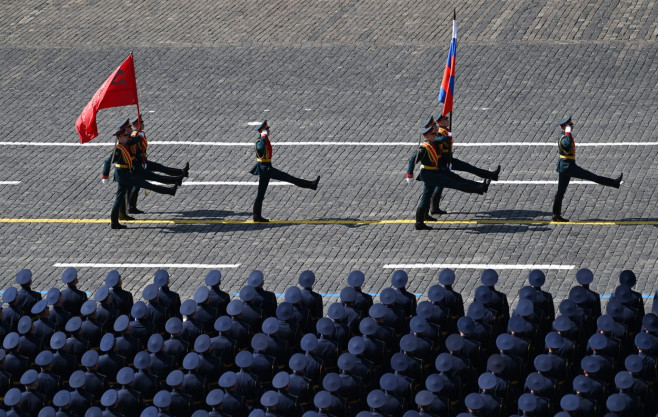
[406, 125, 489, 230]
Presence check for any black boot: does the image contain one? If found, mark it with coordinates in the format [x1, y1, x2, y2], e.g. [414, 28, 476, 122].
[175, 175, 183, 186]
[614, 173, 623, 188]
[118, 212, 135, 221]
[311, 176, 320, 190]
[491, 165, 501, 181]
[166, 185, 178, 196]
[415, 207, 432, 230]
[430, 189, 447, 215]
[118, 202, 135, 221]
[253, 200, 269, 223]
[424, 206, 437, 222]
[128, 190, 144, 214]
[183, 162, 190, 178]
[552, 200, 568, 222]
[478, 178, 491, 194]
[111, 207, 127, 230]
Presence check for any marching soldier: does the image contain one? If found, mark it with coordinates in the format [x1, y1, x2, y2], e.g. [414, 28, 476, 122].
[2, 287, 23, 330]
[102, 123, 179, 229]
[35, 350, 62, 400]
[155, 270, 182, 320]
[81, 350, 108, 401]
[429, 114, 501, 215]
[299, 270, 323, 323]
[16, 268, 42, 313]
[127, 114, 189, 214]
[250, 121, 320, 222]
[64, 317, 89, 361]
[106, 270, 133, 317]
[60, 267, 88, 318]
[20, 369, 45, 415]
[406, 125, 490, 230]
[205, 270, 230, 317]
[249, 270, 277, 319]
[346, 270, 373, 319]
[552, 115, 623, 222]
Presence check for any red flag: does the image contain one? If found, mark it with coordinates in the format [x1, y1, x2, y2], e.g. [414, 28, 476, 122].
[76, 55, 139, 144]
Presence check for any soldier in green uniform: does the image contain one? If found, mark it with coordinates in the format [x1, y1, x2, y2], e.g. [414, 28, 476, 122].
[127, 115, 189, 214]
[250, 121, 320, 222]
[102, 120, 183, 221]
[552, 116, 623, 222]
[430, 114, 501, 215]
[103, 124, 179, 229]
[406, 125, 490, 230]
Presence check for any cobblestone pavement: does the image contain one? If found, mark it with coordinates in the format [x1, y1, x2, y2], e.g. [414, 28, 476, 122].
[0, 0, 656, 311]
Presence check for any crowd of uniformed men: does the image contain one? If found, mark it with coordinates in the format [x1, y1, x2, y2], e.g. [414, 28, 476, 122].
[0, 266, 657, 417]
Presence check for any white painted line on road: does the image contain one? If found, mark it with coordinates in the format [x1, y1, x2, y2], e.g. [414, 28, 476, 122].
[247, 122, 261, 126]
[0, 181, 20, 185]
[383, 264, 576, 270]
[3, 141, 657, 147]
[496, 180, 623, 185]
[182, 181, 292, 186]
[178, 180, 616, 186]
[54, 263, 240, 269]
[456, 142, 658, 147]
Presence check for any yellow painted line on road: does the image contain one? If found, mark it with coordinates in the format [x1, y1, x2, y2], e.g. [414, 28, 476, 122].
[0, 218, 657, 226]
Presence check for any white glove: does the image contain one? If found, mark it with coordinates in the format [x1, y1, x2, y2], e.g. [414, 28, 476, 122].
[565, 125, 572, 133]
[448, 163, 453, 170]
[405, 177, 412, 183]
[142, 163, 147, 169]
[101, 178, 108, 184]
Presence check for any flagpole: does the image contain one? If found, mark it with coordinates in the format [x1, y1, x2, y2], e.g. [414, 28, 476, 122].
[131, 52, 141, 122]
[449, 9, 455, 134]
[110, 52, 137, 169]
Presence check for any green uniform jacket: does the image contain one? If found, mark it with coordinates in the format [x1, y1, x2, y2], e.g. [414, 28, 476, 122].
[407, 138, 448, 180]
[102, 136, 143, 179]
[249, 136, 273, 176]
[556, 133, 576, 173]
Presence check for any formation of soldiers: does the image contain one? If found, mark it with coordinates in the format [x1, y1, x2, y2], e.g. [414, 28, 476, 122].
[406, 114, 623, 229]
[99, 112, 625, 229]
[1, 266, 656, 417]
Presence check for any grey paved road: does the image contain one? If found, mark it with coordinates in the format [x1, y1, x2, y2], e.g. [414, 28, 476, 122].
[0, 0, 656, 311]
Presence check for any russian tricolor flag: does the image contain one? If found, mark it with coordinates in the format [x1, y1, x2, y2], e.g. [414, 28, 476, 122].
[438, 16, 457, 117]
